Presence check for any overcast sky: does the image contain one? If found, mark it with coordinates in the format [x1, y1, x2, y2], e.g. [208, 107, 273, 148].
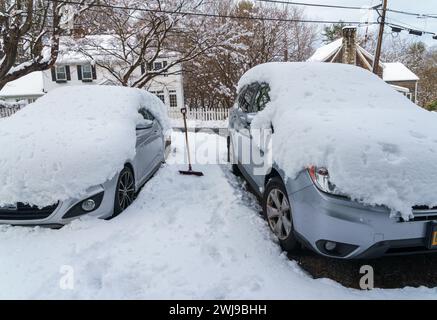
[292, 0, 437, 46]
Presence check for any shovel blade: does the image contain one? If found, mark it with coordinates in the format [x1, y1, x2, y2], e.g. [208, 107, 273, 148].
[179, 170, 204, 177]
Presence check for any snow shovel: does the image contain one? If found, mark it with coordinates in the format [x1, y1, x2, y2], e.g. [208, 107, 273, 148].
[179, 107, 204, 177]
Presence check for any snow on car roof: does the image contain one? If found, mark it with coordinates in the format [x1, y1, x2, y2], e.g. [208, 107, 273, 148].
[0, 86, 170, 207]
[238, 62, 437, 219]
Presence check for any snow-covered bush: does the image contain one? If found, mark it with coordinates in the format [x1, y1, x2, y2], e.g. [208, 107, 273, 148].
[0, 100, 27, 109]
[239, 62, 437, 219]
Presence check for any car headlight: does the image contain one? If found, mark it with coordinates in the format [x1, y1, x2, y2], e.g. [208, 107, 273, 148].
[81, 199, 96, 212]
[308, 166, 344, 196]
[62, 192, 104, 219]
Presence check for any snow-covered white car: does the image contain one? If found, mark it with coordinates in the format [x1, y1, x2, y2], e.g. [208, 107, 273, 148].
[228, 62, 437, 259]
[0, 86, 170, 227]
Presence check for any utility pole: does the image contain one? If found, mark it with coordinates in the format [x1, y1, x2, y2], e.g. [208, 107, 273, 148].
[373, 0, 388, 75]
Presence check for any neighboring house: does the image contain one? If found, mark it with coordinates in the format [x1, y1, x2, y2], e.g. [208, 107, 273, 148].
[0, 71, 45, 104]
[144, 55, 184, 110]
[0, 36, 185, 110]
[308, 26, 419, 103]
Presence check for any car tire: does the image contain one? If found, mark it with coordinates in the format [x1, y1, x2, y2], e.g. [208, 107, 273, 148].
[227, 136, 242, 176]
[263, 177, 298, 253]
[113, 166, 136, 217]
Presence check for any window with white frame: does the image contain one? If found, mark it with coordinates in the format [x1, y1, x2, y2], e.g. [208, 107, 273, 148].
[82, 64, 93, 80]
[169, 90, 178, 108]
[55, 66, 67, 81]
[151, 91, 165, 104]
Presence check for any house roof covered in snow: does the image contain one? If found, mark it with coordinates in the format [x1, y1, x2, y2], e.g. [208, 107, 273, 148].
[383, 62, 419, 82]
[307, 38, 343, 62]
[56, 35, 181, 65]
[308, 38, 419, 83]
[0, 71, 45, 97]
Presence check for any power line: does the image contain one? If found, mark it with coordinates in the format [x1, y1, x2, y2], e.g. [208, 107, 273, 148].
[255, 0, 436, 38]
[387, 22, 435, 36]
[254, 0, 366, 11]
[255, 0, 437, 19]
[46, 0, 377, 25]
[386, 8, 437, 19]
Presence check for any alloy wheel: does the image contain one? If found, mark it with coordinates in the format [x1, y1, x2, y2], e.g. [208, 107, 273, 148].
[117, 169, 135, 210]
[266, 188, 292, 240]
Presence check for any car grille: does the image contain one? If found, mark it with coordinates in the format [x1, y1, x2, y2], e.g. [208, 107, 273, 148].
[0, 203, 58, 220]
[399, 206, 437, 222]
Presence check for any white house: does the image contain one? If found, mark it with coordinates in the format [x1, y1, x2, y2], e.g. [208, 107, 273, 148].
[0, 37, 185, 110]
[143, 54, 184, 110]
[0, 71, 46, 104]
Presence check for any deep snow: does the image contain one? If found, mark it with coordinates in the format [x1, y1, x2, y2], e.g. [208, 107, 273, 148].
[0, 86, 170, 208]
[0, 132, 436, 299]
[239, 62, 437, 219]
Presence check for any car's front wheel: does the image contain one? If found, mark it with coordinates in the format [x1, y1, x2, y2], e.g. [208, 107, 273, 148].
[263, 177, 298, 253]
[113, 166, 136, 217]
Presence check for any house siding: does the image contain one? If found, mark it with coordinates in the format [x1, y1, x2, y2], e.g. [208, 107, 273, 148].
[41, 58, 185, 110]
[386, 80, 418, 102]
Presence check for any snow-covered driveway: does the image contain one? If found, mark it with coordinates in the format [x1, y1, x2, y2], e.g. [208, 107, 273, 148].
[0, 132, 436, 299]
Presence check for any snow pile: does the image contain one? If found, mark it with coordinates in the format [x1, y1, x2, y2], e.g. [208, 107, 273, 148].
[238, 62, 437, 219]
[0, 86, 170, 207]
[171, 118, 228, 129]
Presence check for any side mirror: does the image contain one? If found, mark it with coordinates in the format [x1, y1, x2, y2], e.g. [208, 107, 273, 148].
[136, 119, 153, 131]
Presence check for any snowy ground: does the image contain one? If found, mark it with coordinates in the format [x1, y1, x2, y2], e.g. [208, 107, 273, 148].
[171, 118, 228, 129]
[1, 132, 437, 299]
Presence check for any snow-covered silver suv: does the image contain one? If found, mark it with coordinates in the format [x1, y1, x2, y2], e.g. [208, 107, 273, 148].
[228, 62, 437, 259]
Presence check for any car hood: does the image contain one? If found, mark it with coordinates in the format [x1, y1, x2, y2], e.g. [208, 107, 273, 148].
[273, 107, 437, 218]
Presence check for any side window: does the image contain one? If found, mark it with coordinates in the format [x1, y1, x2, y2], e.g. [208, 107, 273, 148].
[237, 86, 248, 112]
[139, 108, 155, 121]
[255, 83, 271, 112]
[238, 83, 259, 113]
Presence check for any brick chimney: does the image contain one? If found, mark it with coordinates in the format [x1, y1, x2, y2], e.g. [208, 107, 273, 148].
[342, 26, 357, 65]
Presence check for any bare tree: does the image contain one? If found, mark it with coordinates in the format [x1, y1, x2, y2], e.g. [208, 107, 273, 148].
[184, 0, 317, 109]
[363, 35, 437, 108]
[0, 0, 95, 90]
[70, 0, 243, 88]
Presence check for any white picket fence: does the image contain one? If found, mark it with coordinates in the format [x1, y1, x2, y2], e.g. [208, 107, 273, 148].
[0, 105, 22, 118]
[168, 107, 230, 121]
